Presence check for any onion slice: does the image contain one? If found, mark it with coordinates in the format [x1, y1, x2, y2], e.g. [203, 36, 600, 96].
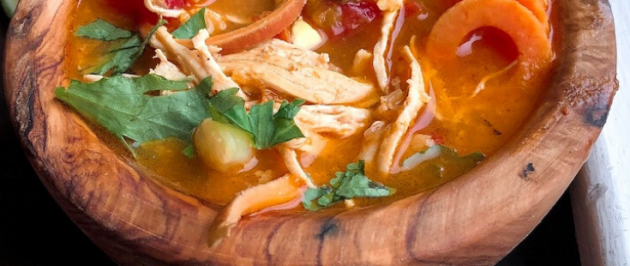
[177, 0, 307, 54]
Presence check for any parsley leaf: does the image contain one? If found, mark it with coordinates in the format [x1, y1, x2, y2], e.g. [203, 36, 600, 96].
[75, 19, 133, 41]
[76, 18, 167, 75]
[302, 160, 396, 211]
[207, 89, 305, 149]
[54, 75, 211, 153]
[173, 7, 207, 39]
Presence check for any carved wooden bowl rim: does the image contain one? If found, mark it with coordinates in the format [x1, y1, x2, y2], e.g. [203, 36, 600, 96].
[3, 0, 618, 265]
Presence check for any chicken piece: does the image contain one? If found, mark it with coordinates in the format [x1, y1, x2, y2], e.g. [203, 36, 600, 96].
[408, 134, 436, 154]
[373, 0, 403, 91]
[144, 0, 185, 18]
[219, 39, 379, 105]
[150, 27, 246, 98]
[357, 121, 387, 164]
[191, 30, 242, 92]
[207, 174, 303, 247]
[277, 145, 316, 188]
[151, 49, 188, 81]
[297, 133, 328, 168]
[296, 105, 372, 138]
[377, 46, 430, 174]
[376, 89, 405, 118]
[351, 49, 374, 77]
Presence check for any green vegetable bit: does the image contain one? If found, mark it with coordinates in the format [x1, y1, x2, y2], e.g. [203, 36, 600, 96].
[55, 75, 211, 153]
[402, 145, 486, 179]
[207, 88, 306, 150]
[75, 19, 133, 41]
[75, 18, 166, 75]
[172, 7, 208, 39]
[302, 160, 396, 211]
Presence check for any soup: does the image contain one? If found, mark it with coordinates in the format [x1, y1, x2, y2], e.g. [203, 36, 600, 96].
[57, 0, 555, 245]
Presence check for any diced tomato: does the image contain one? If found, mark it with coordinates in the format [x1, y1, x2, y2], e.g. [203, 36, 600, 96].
[106, 0, 191, 25]
[340, 1, 381, 33]
[404, 0, 425, 17]
[305, 0, 382, 38]
[164, 0, 187, 9]
[431, 132, 445, 145]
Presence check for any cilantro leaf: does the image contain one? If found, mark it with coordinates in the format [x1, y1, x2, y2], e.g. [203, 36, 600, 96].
[173, 7, 207, 39]
[78, 18, 166, 75]
[90, 35, 143, 75]
[249, 101, 276, 148]
[207, 88, 252, 133]
[54, 75, 211, 153]
[207, 89, 305, 149]
[270, 100, 306, 147]
[183, 145, 196, 159]
[75, 19, 133, 41]
[302, 160, 396, 211]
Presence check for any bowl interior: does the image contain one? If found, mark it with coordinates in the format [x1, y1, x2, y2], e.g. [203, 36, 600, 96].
[3, 0, 618, 265]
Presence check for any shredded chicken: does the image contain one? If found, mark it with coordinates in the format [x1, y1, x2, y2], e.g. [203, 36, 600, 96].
[150, 27, 246, 98]
[373, 0, 403, 92]
[151, 49, 188, 81]
[408, 134, 436, 154]
[376, 89, 405, 118]
[357, 121, 387, 164]
[351, 49, 374, 76]
[277, 145, 316, 188]
[296, 105, 372, 138]
[219, 39, 379, 105]
[377, 46, 430, 174]
[144, 0, 185, 18]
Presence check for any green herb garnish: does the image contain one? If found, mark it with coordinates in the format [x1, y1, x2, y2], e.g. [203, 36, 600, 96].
[54, 75, 210, 153]
[208, 88, 306, 150]
[75, 18, 166, 75]
[173, 7, 207, 39]
[302, 160, 396, 211]
[75, 19, 134, 41]
[401, 145, 485, 178]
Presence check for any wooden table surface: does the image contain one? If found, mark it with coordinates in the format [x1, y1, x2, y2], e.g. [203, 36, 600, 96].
[3, 1, 628, 265]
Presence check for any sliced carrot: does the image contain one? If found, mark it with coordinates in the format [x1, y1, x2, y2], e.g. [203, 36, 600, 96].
[207, 175, 303, 247]
[514, 0, 549, 29]
[427, 0, 552, 73]
[177, 0, 306, 54]
[449, 0, 549, 31]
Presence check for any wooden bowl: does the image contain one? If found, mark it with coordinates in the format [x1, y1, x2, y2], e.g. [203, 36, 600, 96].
[3, 0, 618, 265]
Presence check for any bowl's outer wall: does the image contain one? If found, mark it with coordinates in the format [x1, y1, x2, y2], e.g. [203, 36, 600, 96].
[3, 0, 618, 265]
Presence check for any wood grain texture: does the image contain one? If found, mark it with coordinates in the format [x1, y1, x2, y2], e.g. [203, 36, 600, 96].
[571, 0, 630, 265]
[2, 0, 617, 265]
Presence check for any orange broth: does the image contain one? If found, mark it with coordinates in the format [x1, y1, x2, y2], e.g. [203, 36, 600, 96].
[65, 0, 555, 207]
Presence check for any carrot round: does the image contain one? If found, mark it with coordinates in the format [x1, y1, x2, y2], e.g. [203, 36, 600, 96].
[449, 0, 549, 31]
[177, 0, 306, 54]
[514, 0, 549, 29]
[427, 0, 552, 72]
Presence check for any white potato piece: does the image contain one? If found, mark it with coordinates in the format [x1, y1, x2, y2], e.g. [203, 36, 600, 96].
[193, 119, 255, 173]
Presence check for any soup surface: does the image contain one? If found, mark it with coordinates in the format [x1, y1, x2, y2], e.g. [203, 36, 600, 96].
[59, 0, 555, 242]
